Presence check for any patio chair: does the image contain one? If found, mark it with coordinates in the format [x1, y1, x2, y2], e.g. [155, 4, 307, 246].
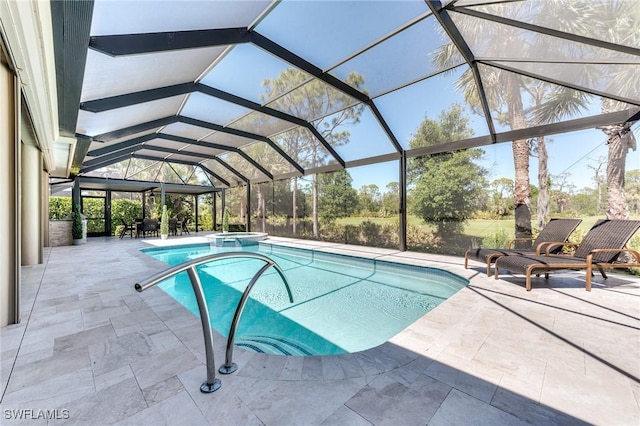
[494, 219, 640, 291]
[119, 218, 135, 239]
[142, 218, 159, 238]
[181, 218, 190, 235]
[168, 218, 178, 236]
[464, 218, 582, 276]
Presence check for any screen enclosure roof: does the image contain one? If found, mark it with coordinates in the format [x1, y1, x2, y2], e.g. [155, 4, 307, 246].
[52, 0, 640, 189]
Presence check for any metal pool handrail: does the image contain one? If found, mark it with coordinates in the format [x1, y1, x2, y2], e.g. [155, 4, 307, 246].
[134, 251, 292, 394]
[219, 261, 293, 374]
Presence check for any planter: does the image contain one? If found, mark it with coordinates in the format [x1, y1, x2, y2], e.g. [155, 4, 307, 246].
[161, 234, 168, 240]
[73, 238, 83, 246]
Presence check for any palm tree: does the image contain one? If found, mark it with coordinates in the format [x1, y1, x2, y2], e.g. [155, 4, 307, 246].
[432, 0, 602, 239]
[592, 0, 640, 219]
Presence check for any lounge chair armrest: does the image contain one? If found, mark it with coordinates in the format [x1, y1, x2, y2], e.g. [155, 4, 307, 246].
[541, 242, 578, 255]
[535, 241, 569, 255]
[507, 237, 534, 249]
[587, 248, 640, 263]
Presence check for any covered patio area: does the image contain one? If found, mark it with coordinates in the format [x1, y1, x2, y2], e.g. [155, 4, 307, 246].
[2, 236, 639, 424]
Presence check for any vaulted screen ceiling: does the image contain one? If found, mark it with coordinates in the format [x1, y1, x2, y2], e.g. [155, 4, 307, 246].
[56, 0, 640, 188]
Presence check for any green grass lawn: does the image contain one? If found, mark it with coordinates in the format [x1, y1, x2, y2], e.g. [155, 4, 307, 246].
[336, 215, 636, 240]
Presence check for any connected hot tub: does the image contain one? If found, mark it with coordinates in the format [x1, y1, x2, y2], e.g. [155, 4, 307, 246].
[208, 232, 268, 247]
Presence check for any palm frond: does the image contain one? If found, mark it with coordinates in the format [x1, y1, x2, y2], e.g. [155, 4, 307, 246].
[529, 87, 592, 125]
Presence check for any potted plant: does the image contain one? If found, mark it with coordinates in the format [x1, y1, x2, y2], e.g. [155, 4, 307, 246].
[72, 204, 83, 245]
[222, 208, 230, 233]
[160, 205, 169, 240]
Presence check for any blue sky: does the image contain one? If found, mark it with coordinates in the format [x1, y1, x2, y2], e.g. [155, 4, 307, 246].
[346, 124, 640, 194]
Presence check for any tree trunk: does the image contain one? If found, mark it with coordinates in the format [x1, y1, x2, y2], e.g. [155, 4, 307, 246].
[506, 74, 532, 243]
[258, 187, 265, 232]
[292, 177, 297, 234]
[605, 131, 632, 219]
[312, 174, 319, 237]
[536, 136, 549, 231]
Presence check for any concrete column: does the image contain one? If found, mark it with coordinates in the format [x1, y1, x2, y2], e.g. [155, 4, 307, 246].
[0, 61, 20, 326]
[42, 170, 50, 247]
[21, 142, 42, 265]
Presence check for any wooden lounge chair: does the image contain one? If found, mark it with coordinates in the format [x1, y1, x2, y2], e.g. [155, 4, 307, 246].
[494, 219, 640, 291]
[464, 218, 582, 276]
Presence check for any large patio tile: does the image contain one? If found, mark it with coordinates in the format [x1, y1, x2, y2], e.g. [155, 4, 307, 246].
[429, 389, 527, 426]
[88, 331, 155, 376]
[345, 372, 450, 426]
[541, 357, 640, 425]
[141, 375, 185, 406]
[5, 348, 91, 394]
[2, 368, 95, 412]
[179, 367, 263, 425]
[424, 356, 498, 403]
[491, 386, 590, 425]
[50, 378, 147, 425]
[321, 405, 372, 426]
[114, 390, 206, 425]
[53, 324, 116, 353]
[248, 378, 366, 426]
[130, 345, 201, 389]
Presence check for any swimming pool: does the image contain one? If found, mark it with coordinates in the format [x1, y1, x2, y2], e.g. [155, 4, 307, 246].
[142, 243, 468, 355]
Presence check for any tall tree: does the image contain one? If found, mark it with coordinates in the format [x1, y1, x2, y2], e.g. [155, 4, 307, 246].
[600, 126, 637, 219]
[489, 178, 514, 217]
[550, 172, 575, 214]
[381, 182, 399, 217]
[409, 105, 487, 236]
[261, 69, 365, 236]
[588, 156, 607, 213]
[358, 184, 381, 214]
[626, 169, 640, 217]
[317, 169, 359, 222]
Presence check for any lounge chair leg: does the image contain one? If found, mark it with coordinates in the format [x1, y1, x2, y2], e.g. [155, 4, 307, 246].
[544, 273, 549, 280]
[598, 267, 608, 280]
[526, 265, 538, 291]
[494, 265, 500, 280]
[464, 255, 468, 269]
[487, 254, 501, 277]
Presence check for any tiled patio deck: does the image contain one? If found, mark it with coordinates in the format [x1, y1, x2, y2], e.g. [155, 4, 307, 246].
[1, 235, 639, 425]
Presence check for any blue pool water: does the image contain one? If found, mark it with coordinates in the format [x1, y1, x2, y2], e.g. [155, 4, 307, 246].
[142, 243, 468, 356]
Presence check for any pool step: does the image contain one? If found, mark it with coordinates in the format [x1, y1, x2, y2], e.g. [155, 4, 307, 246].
[235, 335, 318, 356]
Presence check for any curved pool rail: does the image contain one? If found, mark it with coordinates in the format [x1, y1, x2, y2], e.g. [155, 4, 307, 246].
[134, 251, 292, 394]
[219, 261, 294, 374]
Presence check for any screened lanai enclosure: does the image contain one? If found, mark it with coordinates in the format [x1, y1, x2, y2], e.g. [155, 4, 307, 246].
[54, 0, 640, 255]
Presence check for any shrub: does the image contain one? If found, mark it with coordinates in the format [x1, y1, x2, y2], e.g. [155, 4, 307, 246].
[482, 229, 512, 249]
[72, 204, 83, 240]
[49, 196, 72, 219]
[222, 208, 230, 232]
[406, 224, 441, 252]
[160, 205, 169, 236]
